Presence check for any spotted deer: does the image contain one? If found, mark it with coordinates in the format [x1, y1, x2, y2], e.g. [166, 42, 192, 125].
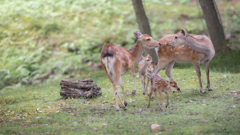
[147, 73, 182, 111]
[138, 54, 154, 95]
[100, 31, 161, 111]
[154, 28, 215, 94]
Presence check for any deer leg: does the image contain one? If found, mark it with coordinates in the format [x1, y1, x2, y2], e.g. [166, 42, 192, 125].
[147, 85, 153, 108]
[119, 76, 127, 106]
[154, 90, 161, 109]
[153, 59, 170, 74]
[204, 61, 212, 91]
[112, 81, 120, 111]
[143, 75, 146, 93]
[165, 61, 175, 81]
[158, 91, 165, 112]
[129, 68, 136, 96]
[101, 63, 114, 83]
[165, 92, 169, 108]
[193, 61, 206, 94]
[112, 62, 125, 111]
[145, 77, 150, 95]
[139, 74, 145, 95]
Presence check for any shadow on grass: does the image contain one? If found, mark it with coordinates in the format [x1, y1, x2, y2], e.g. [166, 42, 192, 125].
[174, 50, 240, 73]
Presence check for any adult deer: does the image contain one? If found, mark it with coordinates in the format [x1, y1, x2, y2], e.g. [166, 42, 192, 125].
[100, 32, 161, 111]
[154, 28, 215, 94]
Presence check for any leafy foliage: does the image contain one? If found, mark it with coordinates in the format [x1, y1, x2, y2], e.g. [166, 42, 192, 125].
[0, 0, 239, 89]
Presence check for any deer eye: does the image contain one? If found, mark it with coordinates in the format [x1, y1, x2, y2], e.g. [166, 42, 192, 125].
[175, 36, 178, 39]
[147, 38, 150, 41]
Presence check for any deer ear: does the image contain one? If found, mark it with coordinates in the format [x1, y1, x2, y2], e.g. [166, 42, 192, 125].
[141, 55, 144, 60]
[134, 31, 142, 39]
[147, 54, 150, 57]
[181, 28, 187, 36]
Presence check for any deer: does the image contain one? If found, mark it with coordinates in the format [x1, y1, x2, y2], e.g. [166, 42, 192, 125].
[147, 73, 182, 111]
[138, 54, 154, 95]
[154, 28, 215, 94]
[100, 31, 161, 111]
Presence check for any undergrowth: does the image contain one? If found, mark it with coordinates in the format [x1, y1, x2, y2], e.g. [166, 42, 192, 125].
[1, 0, 239, 89]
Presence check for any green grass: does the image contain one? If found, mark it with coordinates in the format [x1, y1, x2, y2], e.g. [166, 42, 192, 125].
[2, 0, 240, 89]
[1, 51, 240, 134]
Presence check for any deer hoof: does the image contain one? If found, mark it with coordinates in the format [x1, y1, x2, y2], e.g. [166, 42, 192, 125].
[132, 90, 136, 96]
[208, 89, 213, 91]
[124, 102, 128, 106]
[151, 96, 154, 100]
[143, 93, 145, 95]
[202, 92, 207, 94]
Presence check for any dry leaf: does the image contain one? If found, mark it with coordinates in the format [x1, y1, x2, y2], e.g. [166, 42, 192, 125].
[70, 113, 75, 116]
[31, 108, 34, 112]
[54, 122, 58, 125]
[37, 126, 41, 129]
[90, 100, 95, 102]
[87, 61, 93, 66]
[26, 120, 32, 122]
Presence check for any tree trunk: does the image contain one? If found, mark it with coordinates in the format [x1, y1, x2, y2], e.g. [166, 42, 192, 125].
[199, 0, 227, 53]
[60, 79, 102, 99]
[132, 0, 158, 64]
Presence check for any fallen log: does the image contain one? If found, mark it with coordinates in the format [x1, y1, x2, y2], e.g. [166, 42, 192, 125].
[60, 79, 102, 99]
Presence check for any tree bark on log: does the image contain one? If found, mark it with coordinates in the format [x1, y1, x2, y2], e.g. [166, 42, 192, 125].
[60, 79, 102, 99]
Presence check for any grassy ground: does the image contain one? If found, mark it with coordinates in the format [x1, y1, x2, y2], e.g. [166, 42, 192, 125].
[1, 51, 240, 134]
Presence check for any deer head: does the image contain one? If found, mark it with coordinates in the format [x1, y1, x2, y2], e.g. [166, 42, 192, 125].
[140, 54, 153, 65]
[169, 81, 182, 92]
[168, 28, 188, 47]
[134, 31, 161, 49]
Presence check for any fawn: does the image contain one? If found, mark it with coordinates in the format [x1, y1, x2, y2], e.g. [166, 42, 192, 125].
[138, 54, 154, 95]
[154, 28, 215, 94]
[164, 28, 215, 94]
[100, 31, 161, 111]
[147, 73, 182, 111]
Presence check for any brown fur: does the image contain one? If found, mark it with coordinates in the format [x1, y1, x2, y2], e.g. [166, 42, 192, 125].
[138, 55, 154, 95]
[100, 32, 160, 111]
[157, 28, 215, 94]
[147, 74, 181, 112]
[154, 31, 215, 94]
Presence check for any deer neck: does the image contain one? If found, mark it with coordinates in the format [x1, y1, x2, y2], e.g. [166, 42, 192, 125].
[139, 62, 149, 74]
[184, 35, 211, 55]
[130, 41, 144, 62]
